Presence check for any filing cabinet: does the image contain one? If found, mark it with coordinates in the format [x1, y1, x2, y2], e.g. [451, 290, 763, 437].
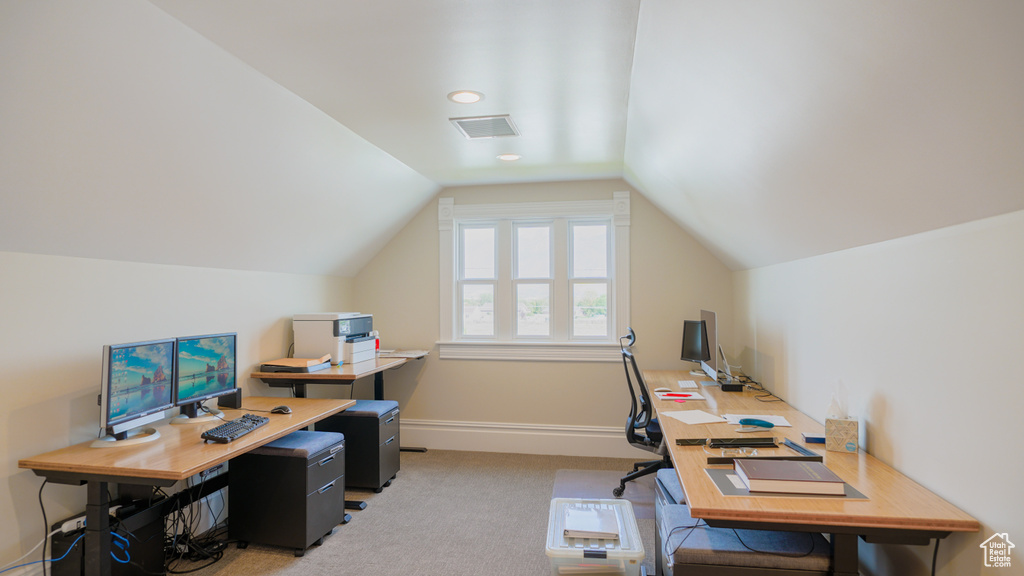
[229, 430, 346, 556]
[316, 400, 399, 492]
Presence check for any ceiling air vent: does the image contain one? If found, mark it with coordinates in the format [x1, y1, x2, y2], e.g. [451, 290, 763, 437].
[449, 115, 519, 139]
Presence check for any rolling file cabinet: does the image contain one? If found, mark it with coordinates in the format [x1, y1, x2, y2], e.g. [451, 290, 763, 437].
[316, 400, 399, 492]
[229, 430, 347, 556]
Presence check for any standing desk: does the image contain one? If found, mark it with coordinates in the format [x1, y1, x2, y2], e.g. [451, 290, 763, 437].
[18, 397, 355, 576]
[251, 357, 408, 400]
[642, 370, 979, 576]
[252, 356, 428, 453]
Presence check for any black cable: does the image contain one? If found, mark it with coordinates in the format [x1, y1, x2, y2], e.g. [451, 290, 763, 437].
[731, 528, 815, 558]
[931, 538, 940, 576]
[38, 479, 48, 576]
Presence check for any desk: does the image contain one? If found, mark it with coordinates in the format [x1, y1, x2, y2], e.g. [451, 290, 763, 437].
[251, 357, 408, 400]
[19, 397, 354, 576]
[643, 371, 979, 576]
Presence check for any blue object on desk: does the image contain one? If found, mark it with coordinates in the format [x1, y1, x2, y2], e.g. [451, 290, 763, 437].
[738, 418, 774, 429]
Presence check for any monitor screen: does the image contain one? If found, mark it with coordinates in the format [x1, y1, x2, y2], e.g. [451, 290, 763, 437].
[699, 309, 719, 381]
[174, 333, 237, 419]
[680, 320, 710, 364]
[99, 339, 176, 441]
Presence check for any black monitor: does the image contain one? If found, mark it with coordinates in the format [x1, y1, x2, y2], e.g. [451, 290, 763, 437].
[680, 320, 711, 376]
[93, 339, 176, 448]
[172, 333, 237, 424]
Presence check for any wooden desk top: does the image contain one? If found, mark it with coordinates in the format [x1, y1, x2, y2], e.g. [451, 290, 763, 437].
[18, 397, 354, 484]
[251, 357, 406, 381]
[644, 370, 979, 534]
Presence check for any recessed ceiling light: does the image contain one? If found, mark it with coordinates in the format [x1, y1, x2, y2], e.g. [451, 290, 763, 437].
[497, 153, 521, 162]
[447, 90, 483, 104]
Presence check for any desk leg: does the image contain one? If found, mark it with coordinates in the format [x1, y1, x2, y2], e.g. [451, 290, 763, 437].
[84, 481, 111, 576]
[830, 533, 859, 576]
[373, 372, 384, 401]
[376, 369, 427, 453]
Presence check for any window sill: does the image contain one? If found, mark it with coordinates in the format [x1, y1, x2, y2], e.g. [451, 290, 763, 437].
[437, 341, 620, 362]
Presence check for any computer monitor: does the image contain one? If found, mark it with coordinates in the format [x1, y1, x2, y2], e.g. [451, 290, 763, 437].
[699, 309, 735, 383]
[93, 338, 176, 448]
[680, 320, 711, 376]
[172, 333, 237, 424]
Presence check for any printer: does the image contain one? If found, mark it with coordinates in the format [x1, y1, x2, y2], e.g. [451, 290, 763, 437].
[293, 313, 375, 365]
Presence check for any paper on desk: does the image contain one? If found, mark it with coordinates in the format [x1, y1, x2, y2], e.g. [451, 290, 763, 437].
[676, 380, 698, 389]
[654, 390, 705, 401]
[722, 414, 792, 427]
[662, 410, 727, 425]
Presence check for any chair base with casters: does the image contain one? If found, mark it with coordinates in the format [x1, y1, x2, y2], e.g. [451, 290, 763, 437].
[613, 451, 670, 498]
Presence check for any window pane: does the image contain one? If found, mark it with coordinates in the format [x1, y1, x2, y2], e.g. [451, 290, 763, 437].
[462, 227, 495, 279]
[462, 284, 494, 336]
[516, 284, 550, 337]
[572, 224, 608, 278]
[516, 225, 550, 279]
[573, 284, 608, 337]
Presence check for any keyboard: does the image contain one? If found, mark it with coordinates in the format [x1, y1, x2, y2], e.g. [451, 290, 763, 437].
[201, 413, 270, 443]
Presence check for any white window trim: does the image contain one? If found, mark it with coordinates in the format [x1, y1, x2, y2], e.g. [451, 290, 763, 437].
[438, 192, 630, 362]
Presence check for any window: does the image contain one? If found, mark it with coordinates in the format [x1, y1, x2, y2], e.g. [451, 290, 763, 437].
[439, 193, 630, 361]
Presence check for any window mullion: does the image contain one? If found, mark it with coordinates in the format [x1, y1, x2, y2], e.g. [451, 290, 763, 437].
[551, 218, 569, 341]
[496, 220, 514, 340]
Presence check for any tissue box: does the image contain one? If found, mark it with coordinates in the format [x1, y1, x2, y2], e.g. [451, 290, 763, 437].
[825, 418, 858, 453]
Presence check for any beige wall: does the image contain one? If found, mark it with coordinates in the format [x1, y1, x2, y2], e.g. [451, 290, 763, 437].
[0, 251, 350, 566]
[734, 210, 1024, 576]
[352, 179, 733, 440]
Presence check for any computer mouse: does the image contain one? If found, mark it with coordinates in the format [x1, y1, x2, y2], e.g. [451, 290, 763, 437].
[270, 405, 292, 414]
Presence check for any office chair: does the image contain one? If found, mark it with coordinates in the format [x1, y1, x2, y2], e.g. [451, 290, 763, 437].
[613, 328, 670, 498]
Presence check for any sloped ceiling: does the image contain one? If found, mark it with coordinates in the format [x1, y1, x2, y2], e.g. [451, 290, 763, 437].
[2, 0, 1022, 276]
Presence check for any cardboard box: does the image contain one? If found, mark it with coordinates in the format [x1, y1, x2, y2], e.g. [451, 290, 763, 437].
[825, 418, 858, 453]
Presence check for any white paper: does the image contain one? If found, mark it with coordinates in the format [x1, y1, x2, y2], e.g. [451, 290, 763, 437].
[676, 380, 698, 389]
[662, 410, 727, 425]
[722, 414, 792, 427]
[654, 390, 705, 401]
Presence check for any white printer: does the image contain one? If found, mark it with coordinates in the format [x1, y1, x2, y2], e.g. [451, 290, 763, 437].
[293, 313, 375, 365]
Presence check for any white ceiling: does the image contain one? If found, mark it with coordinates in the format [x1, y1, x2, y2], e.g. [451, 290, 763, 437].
[2, 1, 1022, 275]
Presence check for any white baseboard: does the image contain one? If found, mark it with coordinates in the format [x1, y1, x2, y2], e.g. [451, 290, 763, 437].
[400, 419, 650, 459]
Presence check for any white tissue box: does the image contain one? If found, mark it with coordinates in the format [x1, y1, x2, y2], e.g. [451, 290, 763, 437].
[825, 418, 858, 452]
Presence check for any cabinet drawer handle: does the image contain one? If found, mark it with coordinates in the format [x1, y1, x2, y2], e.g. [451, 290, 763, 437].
[318, 455, 335, 467]
[318, 481, 335, 494]
[385, 416, 395, 426]
[385, 436, 395, 446]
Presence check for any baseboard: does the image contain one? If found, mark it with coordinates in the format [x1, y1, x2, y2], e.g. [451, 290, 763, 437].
[400, 419, 647, 458]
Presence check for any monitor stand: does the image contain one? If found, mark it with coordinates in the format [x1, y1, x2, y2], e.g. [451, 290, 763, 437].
[170, 402, 223, 425]
[90, 427, 161, 448]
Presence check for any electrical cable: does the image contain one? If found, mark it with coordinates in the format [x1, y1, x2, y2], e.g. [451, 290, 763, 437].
[931, 538, 940, 576]
[37, 479, 48, 576]
[0, 529, 62, 573]
[0, 533, 84, 575]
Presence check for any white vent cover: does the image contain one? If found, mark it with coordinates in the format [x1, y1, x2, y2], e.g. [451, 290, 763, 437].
[449, 115, 520, 139]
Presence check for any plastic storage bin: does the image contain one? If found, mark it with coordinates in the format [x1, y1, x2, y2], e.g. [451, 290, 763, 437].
[546, 498, 645, 576]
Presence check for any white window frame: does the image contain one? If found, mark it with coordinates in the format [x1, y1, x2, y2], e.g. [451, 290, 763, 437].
[438, 192, 630, 362]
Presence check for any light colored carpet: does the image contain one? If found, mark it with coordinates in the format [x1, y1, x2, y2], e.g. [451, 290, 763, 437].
[181, 450, 657, 576]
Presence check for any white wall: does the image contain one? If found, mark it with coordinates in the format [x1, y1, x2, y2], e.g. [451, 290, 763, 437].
[0, 251, 350, 570]
[734, 210, 1024, 576]
[351, 179, 734, 454]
